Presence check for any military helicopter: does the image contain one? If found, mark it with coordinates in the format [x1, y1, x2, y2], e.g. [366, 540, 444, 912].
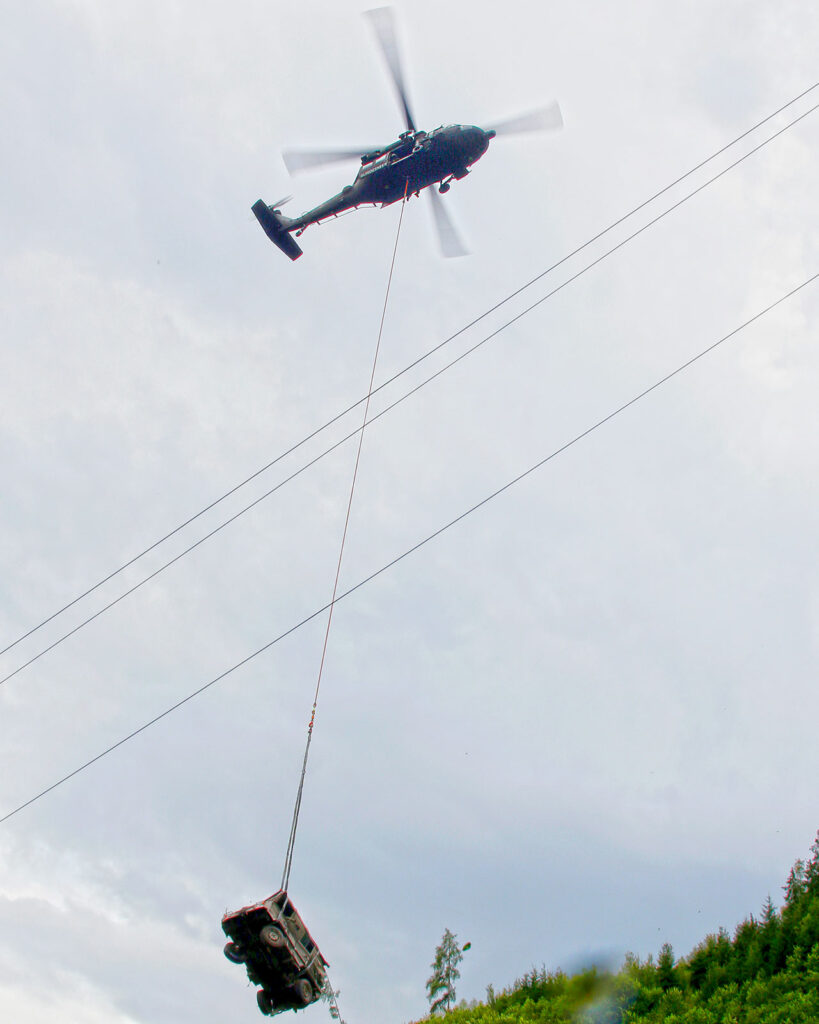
[253, 7, 563, 261]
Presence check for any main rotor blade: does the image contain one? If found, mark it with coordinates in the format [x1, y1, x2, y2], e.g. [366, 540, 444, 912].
[485, 101, 564, 136]
[282, 149, 366, 175]
[428, 188, 468, 258]
[364, 7, 417, 133]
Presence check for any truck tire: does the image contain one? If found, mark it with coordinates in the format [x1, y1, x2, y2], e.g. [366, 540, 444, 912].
[260, 924, 286, 949]
[293, 978, 313, 1005]
[223, 941, 245, 964]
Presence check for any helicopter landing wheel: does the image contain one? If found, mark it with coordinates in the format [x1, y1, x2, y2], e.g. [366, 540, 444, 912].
[439, 181, 451, 194]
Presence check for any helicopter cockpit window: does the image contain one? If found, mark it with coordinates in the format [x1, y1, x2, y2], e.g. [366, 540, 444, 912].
[387, 137, 413, 162]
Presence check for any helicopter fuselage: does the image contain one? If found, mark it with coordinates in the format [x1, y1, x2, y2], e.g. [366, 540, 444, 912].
[253, 7, 560, 260]
[285, 124, 495, 234]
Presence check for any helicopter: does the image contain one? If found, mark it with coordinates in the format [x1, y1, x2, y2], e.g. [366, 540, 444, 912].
[253, 7, 563, 261]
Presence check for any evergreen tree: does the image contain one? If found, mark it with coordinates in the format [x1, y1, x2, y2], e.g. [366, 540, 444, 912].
[657, 943, 678, 992]
[805, 830, 819, 896]
[758, 894, 784, 974]
[406, 830, 819, 1024]
[784, 858, 806, 906]
[427, 928, 466, 1014]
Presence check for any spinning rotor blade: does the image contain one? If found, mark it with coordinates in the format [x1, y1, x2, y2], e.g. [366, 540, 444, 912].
[364, 7, 417, 133]
[485, 101, 564, 136]
[282, 149, 366, 175]
[428, 188, 468, 259]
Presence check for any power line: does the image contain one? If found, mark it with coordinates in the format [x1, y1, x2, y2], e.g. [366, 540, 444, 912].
[2, 82, 816, 662]
[2, 94, 817, 689]
[2, 271, 814, 826]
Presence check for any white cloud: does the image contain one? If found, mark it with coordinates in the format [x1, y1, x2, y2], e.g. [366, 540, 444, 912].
[0, 973, 141, 1024]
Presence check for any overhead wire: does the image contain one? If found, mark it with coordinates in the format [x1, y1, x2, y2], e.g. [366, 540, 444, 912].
[2, 93, 817, 689]
[2, 81, 816, 665]
[1, 270, 815, 827]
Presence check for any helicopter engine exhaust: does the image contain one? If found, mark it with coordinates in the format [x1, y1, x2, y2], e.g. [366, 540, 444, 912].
[251, 199, 303, 261]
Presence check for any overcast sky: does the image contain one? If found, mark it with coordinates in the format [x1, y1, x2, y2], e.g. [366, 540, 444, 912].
[1, 2, 817, 1023]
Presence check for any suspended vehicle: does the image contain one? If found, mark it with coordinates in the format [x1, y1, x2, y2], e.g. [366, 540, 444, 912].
[253, 6, 563, 260]
[222, 890, 329, 1016]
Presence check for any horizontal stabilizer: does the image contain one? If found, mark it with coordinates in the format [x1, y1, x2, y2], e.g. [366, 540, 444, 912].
[252, 200, 303, 261]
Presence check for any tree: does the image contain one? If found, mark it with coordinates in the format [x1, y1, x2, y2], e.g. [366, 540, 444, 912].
[758, 894, 784, 974]
[657, 942, 678, 992]
[805, 830, 819, 893]
[426, 928, 467, 1014]
[784, 859, 807, 907]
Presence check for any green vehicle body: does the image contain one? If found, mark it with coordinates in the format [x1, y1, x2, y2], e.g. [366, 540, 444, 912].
[222, 890, 329, 1016]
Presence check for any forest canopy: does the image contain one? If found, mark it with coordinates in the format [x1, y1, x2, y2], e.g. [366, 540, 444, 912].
[415, 831, 819, 1024]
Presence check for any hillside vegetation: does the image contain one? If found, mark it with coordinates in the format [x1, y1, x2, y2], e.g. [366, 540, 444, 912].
[416, 832, 819, 1024]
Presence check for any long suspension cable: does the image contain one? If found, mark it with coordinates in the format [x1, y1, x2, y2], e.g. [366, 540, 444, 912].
[2, 82, 816, 663]
[280, 185, 409, 892]
[3, 96, 817, 691]
[2, 271, 814, 828]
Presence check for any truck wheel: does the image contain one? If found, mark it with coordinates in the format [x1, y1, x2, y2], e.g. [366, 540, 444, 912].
[257, 989, 273, 1015]
[293, 978, 313, 1005]
[260, 924, 286, 948]
[223, 941, 245, 964]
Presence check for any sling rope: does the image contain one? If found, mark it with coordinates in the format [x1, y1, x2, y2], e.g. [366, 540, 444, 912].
[281, 185, 409, 892]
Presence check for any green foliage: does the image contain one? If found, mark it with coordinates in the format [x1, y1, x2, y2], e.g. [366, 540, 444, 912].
[412, 831, 819, 1024]
[427, 929, 466, 1014]
[657, 943, 678, 991]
